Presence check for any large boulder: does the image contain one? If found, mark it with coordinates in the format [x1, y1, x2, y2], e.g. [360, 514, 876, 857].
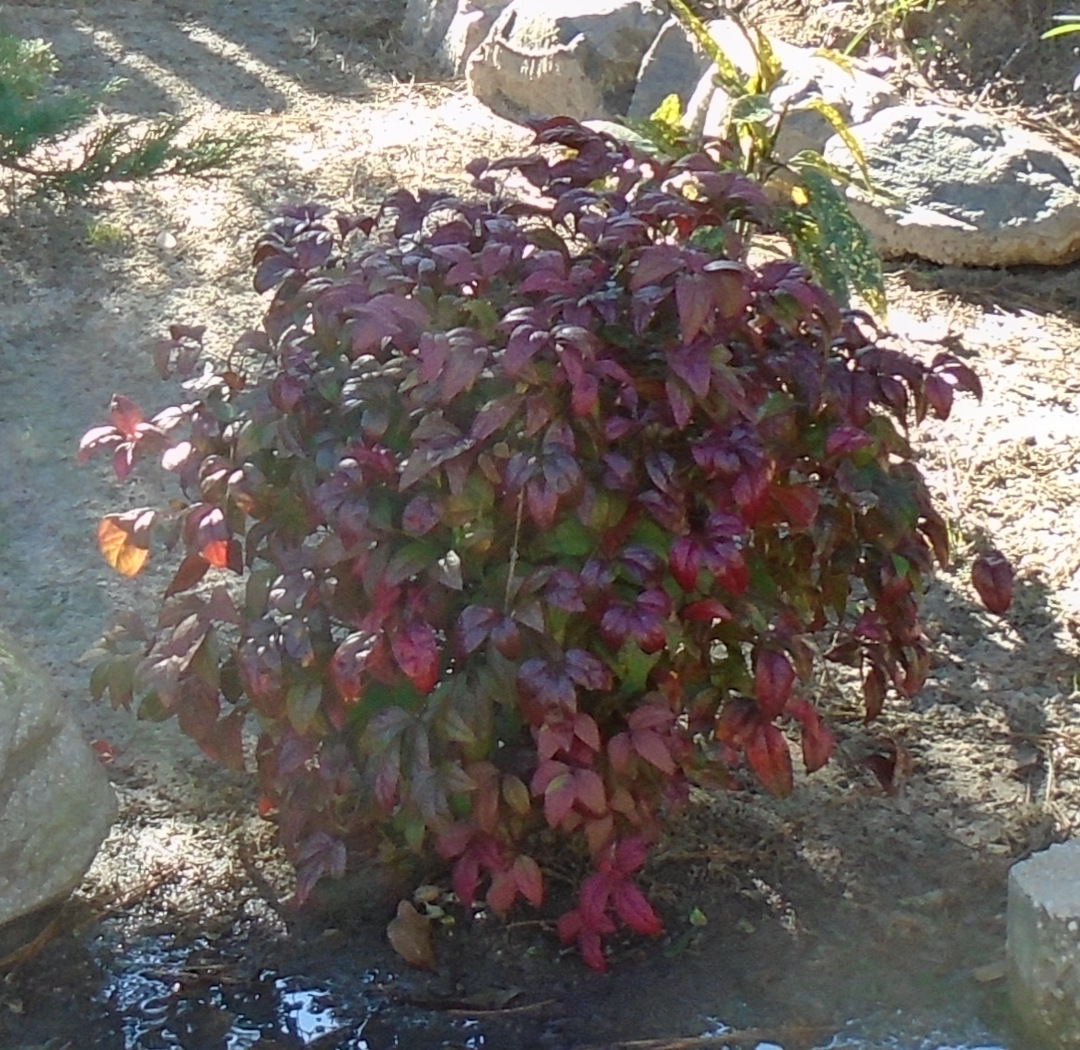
[404, 0, 513, 75]
[0, 629, 116, 934]
[824, 105, 1080, 266]
[403, 0, 459, 61]
[626, 14, 712, 123]
[466, 0, 667, 124]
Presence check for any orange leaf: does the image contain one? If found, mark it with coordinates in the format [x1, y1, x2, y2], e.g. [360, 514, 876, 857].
[202, 538, 230, 569]
[387, 900, 436, 970]
[96, 515, 149, 577]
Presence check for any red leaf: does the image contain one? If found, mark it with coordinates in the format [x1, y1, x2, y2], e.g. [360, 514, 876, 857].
[330, 631, 379, 701]
[112, 444, 136, 482]
[754, 649, 795, 720]
[629, 244, 683, 291]
[675, 273, 712, 343]
[971, 550, 1013, 614]
[579, 871, 613, 929]
[573, 767, 608, 816]
[201, 708, 246, 772]
[665, 376, 693, 429]
[557, 908, 583, 944]
[745, 722, 793, 797]
[543, 773, 577, 828]
[453, 852, 480, 907]
[607, 731, 632, 772]
[109, 394, 144, 439]
[578, 929, 607, 973]
[863, 664, 887, 721]
[391, 620, 440, 693]
[573, 712, 601, 753]
[402, 495, 441, 536]
[771, 485, 819, 530]
[164, 552, 210, 597]
[787, 698, 834, 773]
[486, 869, 518, 914]
[680, 597, 732, 622]
[613, 835, 650, 875]
[631, 729, 676, 775]
[458, 605, 498, 655]
[826, 424, 873, 456]
[863, 751, 899, 794]
[489, 617, 521, 660]
[530, 758, 570, 796]
[440, 345, 488, 403]
[612, 879, 662, 937]
[924, 373, 954, 420]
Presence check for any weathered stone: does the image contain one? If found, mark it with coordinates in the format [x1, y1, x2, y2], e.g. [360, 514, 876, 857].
[403, 0, 459, 61]
[824, 105, 1080, 267]
[466, 0, 667, 124]
[626, 14, 712, 123]
[0, 629, 116, 932]
[443, 0, 512, 75]
[678, 20, 897, 160]
[1008, 840, 1080, 1049]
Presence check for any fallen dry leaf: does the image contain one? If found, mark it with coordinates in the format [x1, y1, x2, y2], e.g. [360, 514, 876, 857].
[387, 899, 436, 970]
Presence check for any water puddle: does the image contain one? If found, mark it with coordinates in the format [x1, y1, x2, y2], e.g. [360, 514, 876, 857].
[62, 934, 488, 1050]
[4, 921, 1020, 1049]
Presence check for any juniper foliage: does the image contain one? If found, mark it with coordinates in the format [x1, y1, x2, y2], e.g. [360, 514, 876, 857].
[0, 27, 253, 200]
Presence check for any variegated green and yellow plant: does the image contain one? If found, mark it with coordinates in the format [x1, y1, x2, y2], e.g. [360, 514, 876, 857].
[634, 1, 887, 318]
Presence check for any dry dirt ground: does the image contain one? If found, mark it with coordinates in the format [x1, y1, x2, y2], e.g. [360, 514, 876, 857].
[4, 1, 1080, 1048]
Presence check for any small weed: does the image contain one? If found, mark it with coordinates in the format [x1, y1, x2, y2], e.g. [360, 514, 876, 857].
[842, 0, 941, 61]
[85, 218, 128, 250]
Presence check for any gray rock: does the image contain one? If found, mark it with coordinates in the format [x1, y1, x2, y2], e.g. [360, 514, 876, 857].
[680, 20, 898, 160]
[824, 105, 1080, 267]
[443, 0, 512, 75]
[0, 629, 116, 932]
[403, 0, 460, 62]
[1008, 840, 1080, 1048]
[466, 0, 667, 124]
[627, 15, 712, 123]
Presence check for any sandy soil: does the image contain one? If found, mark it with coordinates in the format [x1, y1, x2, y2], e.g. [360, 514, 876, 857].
[3, 1, 1080, 1047]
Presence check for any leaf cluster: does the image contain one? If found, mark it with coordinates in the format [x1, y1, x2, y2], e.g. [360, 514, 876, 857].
[81, 118, 980, 970]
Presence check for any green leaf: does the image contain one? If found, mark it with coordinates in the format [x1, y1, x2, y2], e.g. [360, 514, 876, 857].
[788, 165, 886, 318]
[729, 93, 775, 126]
[545, 516, 595, 558]
[440, 706, 477, 745]
[286, 681, 322, 734]
[385, 540, 440, 586]
[90, 660, 111, 702]
[615, 638, 662, 696]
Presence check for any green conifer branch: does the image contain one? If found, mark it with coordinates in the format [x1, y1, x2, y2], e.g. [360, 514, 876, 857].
[0, 27, 255, 200]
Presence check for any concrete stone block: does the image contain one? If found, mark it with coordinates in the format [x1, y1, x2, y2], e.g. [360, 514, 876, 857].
[1008, 840, 1080, 1048]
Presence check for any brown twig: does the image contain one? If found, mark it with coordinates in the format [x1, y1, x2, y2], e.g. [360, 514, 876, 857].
[446, 997, 558, 1017]
[575, 1025, 837, 1050]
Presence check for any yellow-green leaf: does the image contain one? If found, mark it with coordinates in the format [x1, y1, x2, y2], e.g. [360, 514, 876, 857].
[803, 97, 871, 189]
[650, 92, 684, 131]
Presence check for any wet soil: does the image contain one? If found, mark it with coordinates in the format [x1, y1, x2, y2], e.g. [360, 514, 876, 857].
[2, 1, 1080, 1047]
